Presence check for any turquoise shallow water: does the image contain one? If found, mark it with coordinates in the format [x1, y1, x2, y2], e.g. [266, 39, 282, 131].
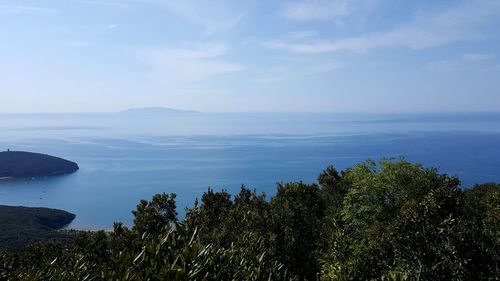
[0, 113, 499, 228]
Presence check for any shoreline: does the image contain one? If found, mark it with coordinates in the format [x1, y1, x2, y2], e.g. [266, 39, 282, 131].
[64, 226, 112, 232]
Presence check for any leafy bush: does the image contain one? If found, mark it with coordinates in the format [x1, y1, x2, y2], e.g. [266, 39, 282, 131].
[0, 158, 498, 280]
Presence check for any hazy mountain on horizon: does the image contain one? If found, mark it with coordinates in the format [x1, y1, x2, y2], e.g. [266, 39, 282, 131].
[119, 107, 198, 114]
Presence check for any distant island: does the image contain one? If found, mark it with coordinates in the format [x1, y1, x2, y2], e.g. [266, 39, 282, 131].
[120, 107, 198, 115]
[0, 205, 75, 250]
[0, 151, 79, 179]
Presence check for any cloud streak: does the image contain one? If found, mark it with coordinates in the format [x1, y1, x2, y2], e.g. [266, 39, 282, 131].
[78, 0, 132, 9]
[66, 40, 96, 47]
[0, 5, 56, 14]
[255, 61, 341, 83]
[268, 0, 500, 53]
[141, 43, 245, 81]
[427, 53, 497, 69]
[281, 0, 378, 21]
[134, 0, 248, 34]
[77, 0, 248, 33]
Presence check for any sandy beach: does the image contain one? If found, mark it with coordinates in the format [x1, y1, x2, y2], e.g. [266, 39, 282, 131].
[63, 227, 113, 233]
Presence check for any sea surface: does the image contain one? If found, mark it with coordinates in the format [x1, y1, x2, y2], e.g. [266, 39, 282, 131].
[0, 112, 499, 228]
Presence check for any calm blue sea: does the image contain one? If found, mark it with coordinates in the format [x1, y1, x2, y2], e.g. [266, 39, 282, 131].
[0, 112, 499, 228]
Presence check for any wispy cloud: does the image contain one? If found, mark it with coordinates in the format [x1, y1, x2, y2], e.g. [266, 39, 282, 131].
[78, 0, 131, 9]
[254, 62, 342, 83]
[106, 24, 118, 30]
[135, 0, 248, 34]
[288, 30, 318, 40]
[141, 43, 245, 80]
[255, 58, 341, 83]
[427, 53, 497, 69]
[280, 0, 378, 21]
[78, 0, 247, 33]
[268, 0, 500, 54]
[461, 53, 496, 62]
[0, 5, 56, 14]
[67, 40, 96, 47]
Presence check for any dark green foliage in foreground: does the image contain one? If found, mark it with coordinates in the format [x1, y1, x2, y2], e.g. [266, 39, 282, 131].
[270, 182, 326, 279]
[0, 194, 294, 281]
[320, 160, 489, 280]
[0, 206, 75, 251]
[0, 151, 79, 178]
[132, 193, 178, 235]
[1, 158, 499, 280]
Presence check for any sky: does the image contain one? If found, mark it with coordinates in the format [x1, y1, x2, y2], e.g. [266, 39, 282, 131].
[0, 0, 500, 113]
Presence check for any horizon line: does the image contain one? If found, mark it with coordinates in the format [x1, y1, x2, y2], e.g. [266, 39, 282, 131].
[1, 110, 500, 115]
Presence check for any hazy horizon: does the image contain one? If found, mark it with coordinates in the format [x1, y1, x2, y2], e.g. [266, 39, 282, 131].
[2, 107, 500, 115]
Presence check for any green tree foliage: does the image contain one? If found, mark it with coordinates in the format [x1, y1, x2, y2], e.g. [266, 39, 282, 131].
[462, 183, 500, 279]
[270, 182, 326, 280]
[0, 192, 294, 280]
[321, 159, 499, 280]
[186, 183, 327, 280]
[185, 188, 234, 247]
[132, 193, 177, 236]
[0, 159, 498, 280]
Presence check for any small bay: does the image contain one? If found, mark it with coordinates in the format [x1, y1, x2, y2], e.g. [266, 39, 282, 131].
[0, 112, 499, 228]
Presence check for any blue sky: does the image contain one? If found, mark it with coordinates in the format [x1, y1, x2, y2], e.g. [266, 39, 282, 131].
[1, 0, 499, 113]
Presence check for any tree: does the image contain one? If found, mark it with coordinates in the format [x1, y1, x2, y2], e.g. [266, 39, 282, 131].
[462, 183, 500, 279]
[322, 158, 476, 280]
[132, 193, 177, 236]
[270, 181, 326, 280]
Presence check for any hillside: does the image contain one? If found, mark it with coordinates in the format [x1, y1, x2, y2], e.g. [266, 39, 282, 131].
[0, 205, 75, 251]
[0, 151, 79, 178]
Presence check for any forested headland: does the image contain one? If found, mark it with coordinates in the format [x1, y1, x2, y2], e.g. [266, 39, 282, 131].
[0, 151, 79, 178]
[0, 206, 75, 251]
[0, 158, 498, 280]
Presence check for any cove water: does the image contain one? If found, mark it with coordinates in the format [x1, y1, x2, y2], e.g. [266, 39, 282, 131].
[0, 112, 499, 228]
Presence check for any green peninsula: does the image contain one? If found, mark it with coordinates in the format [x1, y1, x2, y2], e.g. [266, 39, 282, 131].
[0, 205, 75, 251]
[0, 151, 78, 179]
